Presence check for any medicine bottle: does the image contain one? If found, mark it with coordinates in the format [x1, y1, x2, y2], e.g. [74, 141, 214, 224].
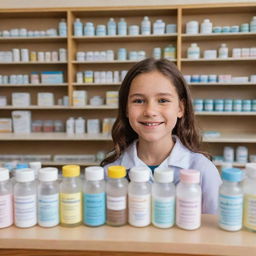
[29, 161, 41, 180]
[60, 165, 82, 227]
[38, 167, 59, 227]
[243, 163, 256, 232]
[141, 16, 151, 35]
[176, 169, 201, 230]
[200, 19, 212, 34]
[128, 167, 151, 227]
[74, 18, 83, 36]
[218, 43, 229, 59]
[106, 165, 128, 226]
[0, 168, 13, 228]
[14, 168, 37, 228]
[218, 168, 243, 231]
[152, 167, 175, 228]
[250, 16, 256, 32]
[187, 43, 200, 59]
[118, 18, 127, 36]
[58, 19, 67, 37]
[83, 166, 105, 227]
[107, 18, 116, 36]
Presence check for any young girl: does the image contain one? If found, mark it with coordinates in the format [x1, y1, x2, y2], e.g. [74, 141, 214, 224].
[101, 58, 221, 214]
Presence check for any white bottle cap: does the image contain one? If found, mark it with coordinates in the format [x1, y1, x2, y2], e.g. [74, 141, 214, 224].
[129, 167, 150, 182]
[154, 167, 174, 183]
[221, 43, 227, 47]
[0, 168, 10, 181]
[191, 43, 198, 47]
[39, 167, 58, 182]
[245, 163, 256, 178]
[85, 166, 104, 181]
[29, 161, 41, 170]
[16, 168, 35, 182]
[204, 19, 210, 22]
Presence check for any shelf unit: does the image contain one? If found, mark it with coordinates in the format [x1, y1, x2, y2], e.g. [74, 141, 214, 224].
[0, 3, 256, 168]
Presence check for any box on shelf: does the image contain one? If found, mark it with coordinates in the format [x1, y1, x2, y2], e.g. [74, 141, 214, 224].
[11, 111, 31, 134]
[12, 93, 30, 107]
[73, 90, 87, 106]
[106, 91, 118, 106]
[0, 118, 12, 133]
[37, 92, 54, 106]
[41, 71, 64, 84]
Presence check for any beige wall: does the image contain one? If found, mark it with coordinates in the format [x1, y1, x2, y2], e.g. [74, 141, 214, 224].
[0, 0, 256, 9]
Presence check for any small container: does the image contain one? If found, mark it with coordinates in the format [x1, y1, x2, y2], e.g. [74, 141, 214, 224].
[240, 23, 249, 33]
[90, 96, 103, 106]
[163, 44, 176, 60]
[214, 99, 224, 111]
[236, 146, 248, 163]
[153, 19, 165, 35]
[43, 120, 54, 132]
[218, 44, 229, 59]
[141, 16, 151, 35]
[218, 168, 243, 231]
[129, 51, 138, 60]
[54, 120, 64, 132]
[191, 74, 200, 83]
[231, 25, 239, 33]
[250, 16, 256, 32]
[118, 18, 127, 36]
[152, 47, 161, 59]
[128, 25, 139, 35]
[96, 25, 106, 36]
[208, 74, 217, 83]
[166, 24, 176, 33]
[32, 120, 43, 132]
[204, 99, 214, 111]
[200, 19, 212, 34]
[118, 48, 127, 61]
[186, 21, 199, 34]
[233, 99, 242, 112]
[232, 48, 241, 58]
[187, 43, 200, 59]
[200, 75, 208, 83]
[222, 26, 230, 33]
[213, 26, 222, 33]
[107, 18, 116, 36]
[106, 50, 114, 61]
[193, 99, 204, 112]
[84, 22, 95, 36]
[242, 100, 251, 112]
[223, 146, 234, 163]
[75, 117, 85, 134]
[224, 99, 233, 112]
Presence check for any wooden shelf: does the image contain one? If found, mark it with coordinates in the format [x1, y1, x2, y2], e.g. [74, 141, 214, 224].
[181, 32, 256, 41]
[72, 60, 176, 64]
[196, 111, 256, 116]
[189, 82, 256, 86]
[42, 161, 99, 166]
[0, 36, 67, 43]
[72, 33, 177, 42]
[73, 83, 121, 86]
[0, 105, 118, 110]
[213, 161, 248, 168]
[202, 133, 256, 143]
[0, 62, 67, 65]
[182, 58, 256, 62]
[0, 83, 68, 87]
[0, 133, 112, 141]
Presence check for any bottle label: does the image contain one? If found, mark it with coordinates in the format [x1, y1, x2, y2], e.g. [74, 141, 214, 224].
[60, 192, 82, 224]
[107, 195, 126, 210]
[219, 194, 243, 228]
[176, 197, 201, 229]
[128, 194, 151, 226]
[0, 194, 13, 228]
[243, 194, 256, 230]
[14, 194, 37, 227]
[152, 196, 175, 227]
[38, 194, 59, 227]
[84, 193, 106, 226]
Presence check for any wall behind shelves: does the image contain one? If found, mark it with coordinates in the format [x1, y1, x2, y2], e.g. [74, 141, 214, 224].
[0, 0, 256, 9]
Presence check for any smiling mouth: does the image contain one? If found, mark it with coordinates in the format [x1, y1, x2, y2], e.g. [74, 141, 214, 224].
[139, 122, 164, 126]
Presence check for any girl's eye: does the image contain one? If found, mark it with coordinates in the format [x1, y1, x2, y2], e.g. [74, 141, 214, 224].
[158, 98, 170, 103]
[132, 98, 144, 104]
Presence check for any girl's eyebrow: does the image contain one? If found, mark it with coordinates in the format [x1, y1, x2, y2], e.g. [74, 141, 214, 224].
[129, 93, 174, 97]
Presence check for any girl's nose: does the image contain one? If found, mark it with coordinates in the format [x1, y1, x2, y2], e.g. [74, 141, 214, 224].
[143, 102, 158, 117]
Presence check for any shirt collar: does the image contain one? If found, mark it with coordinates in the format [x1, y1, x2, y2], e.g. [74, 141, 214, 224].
[120, 136, 191, 170]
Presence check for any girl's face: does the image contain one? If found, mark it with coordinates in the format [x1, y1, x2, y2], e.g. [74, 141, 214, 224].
[127, 71, 184, 144]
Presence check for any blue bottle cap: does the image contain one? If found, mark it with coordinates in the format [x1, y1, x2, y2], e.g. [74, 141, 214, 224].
[221, 168, 243, 182]
[16, 163, 29, 169]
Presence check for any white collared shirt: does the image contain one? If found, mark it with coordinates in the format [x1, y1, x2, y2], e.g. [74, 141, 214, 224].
[104, 136, 222, 214]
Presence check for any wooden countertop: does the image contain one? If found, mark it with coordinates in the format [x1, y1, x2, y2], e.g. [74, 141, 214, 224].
[0, 215, 255, 256]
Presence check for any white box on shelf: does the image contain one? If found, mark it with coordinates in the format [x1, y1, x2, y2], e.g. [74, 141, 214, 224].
[0, 118, 12, 133]
[37, 92, 54, 106]
[11, 111, 31, 134]
[106, 91, 118, 106]
[12, 93, 30, 107]
[73, 90, 87, 106]
[41, 71, 64, 84]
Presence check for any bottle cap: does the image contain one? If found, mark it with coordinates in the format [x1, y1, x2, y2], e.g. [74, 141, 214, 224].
[85, 166, 104, 181]
[16, 163, 29, 169]
[0, 168, 9, 181]
[129, 167, 150, 182]
[62, 165, 80, 177]
[221, 168, 243, 182]
[154, 167, 174, 183]
[245, 163, 256, 178]
[180, 169, 200, 184]
[39, 167, 58, 182]
[29, 161, 42, 176]
[16, 168, 35, 182]
[108, 165, 126, 179]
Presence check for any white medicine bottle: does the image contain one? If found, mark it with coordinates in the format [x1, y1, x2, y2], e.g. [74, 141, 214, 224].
[38, 167, 59, 228]
[243, 163, 256, 232]
[187, 43, 200, 59]
[200, 19, 212, 34]
[128, 167, 151, 227]
[66, 117, 75, 135]
[83, 166, 106, 227]
[176, 169, 201, 230]
[59, 18, 67, 37]
[218, 168, 243, 231]
[0, 168, 13, 228]
[14, 168, 37, 228]
[141, 16, 151, 35]
[118, 18, 127, 36]
[152, 167, 175, 228]
[250, 16, 256, 32]
[29, 161, 41, 180]
[218, 43, 229, 59]
[107, 18, 116, 36]
[106, 165, 128, 226]
[75, 117, 85, 134]
[74, 18, 83, 36]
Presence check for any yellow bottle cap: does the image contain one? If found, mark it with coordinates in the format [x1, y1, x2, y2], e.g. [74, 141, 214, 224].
[62, 165, 80, 177]
[108, 165, 126, 179]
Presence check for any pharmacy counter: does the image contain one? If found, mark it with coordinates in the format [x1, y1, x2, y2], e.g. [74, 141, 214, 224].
[0, 215, 255, 256]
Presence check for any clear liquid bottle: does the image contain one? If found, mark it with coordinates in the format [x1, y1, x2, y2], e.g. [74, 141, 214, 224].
[59, 18, 67, 37]
[83, 166, 105, 227]
[218, 168, 243, 231]
[14, 168, 37, 228]
[176, 169, 201, 230]
[0, 168, 13, 228]
[106, 165, 128, 226]
[128, 167, 151, 227]
[118, 18, 127, 36]
[60, 165, 82, 227]
[29, 161, 41, 180]
[243, 163, 256, 232]
[152, 167, 175, 228]
[38, 167, 59, 227]
[107, 18, 117, 36]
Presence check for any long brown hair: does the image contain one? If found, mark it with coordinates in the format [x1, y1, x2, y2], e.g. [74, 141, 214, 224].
[101, 58, 206, 166]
